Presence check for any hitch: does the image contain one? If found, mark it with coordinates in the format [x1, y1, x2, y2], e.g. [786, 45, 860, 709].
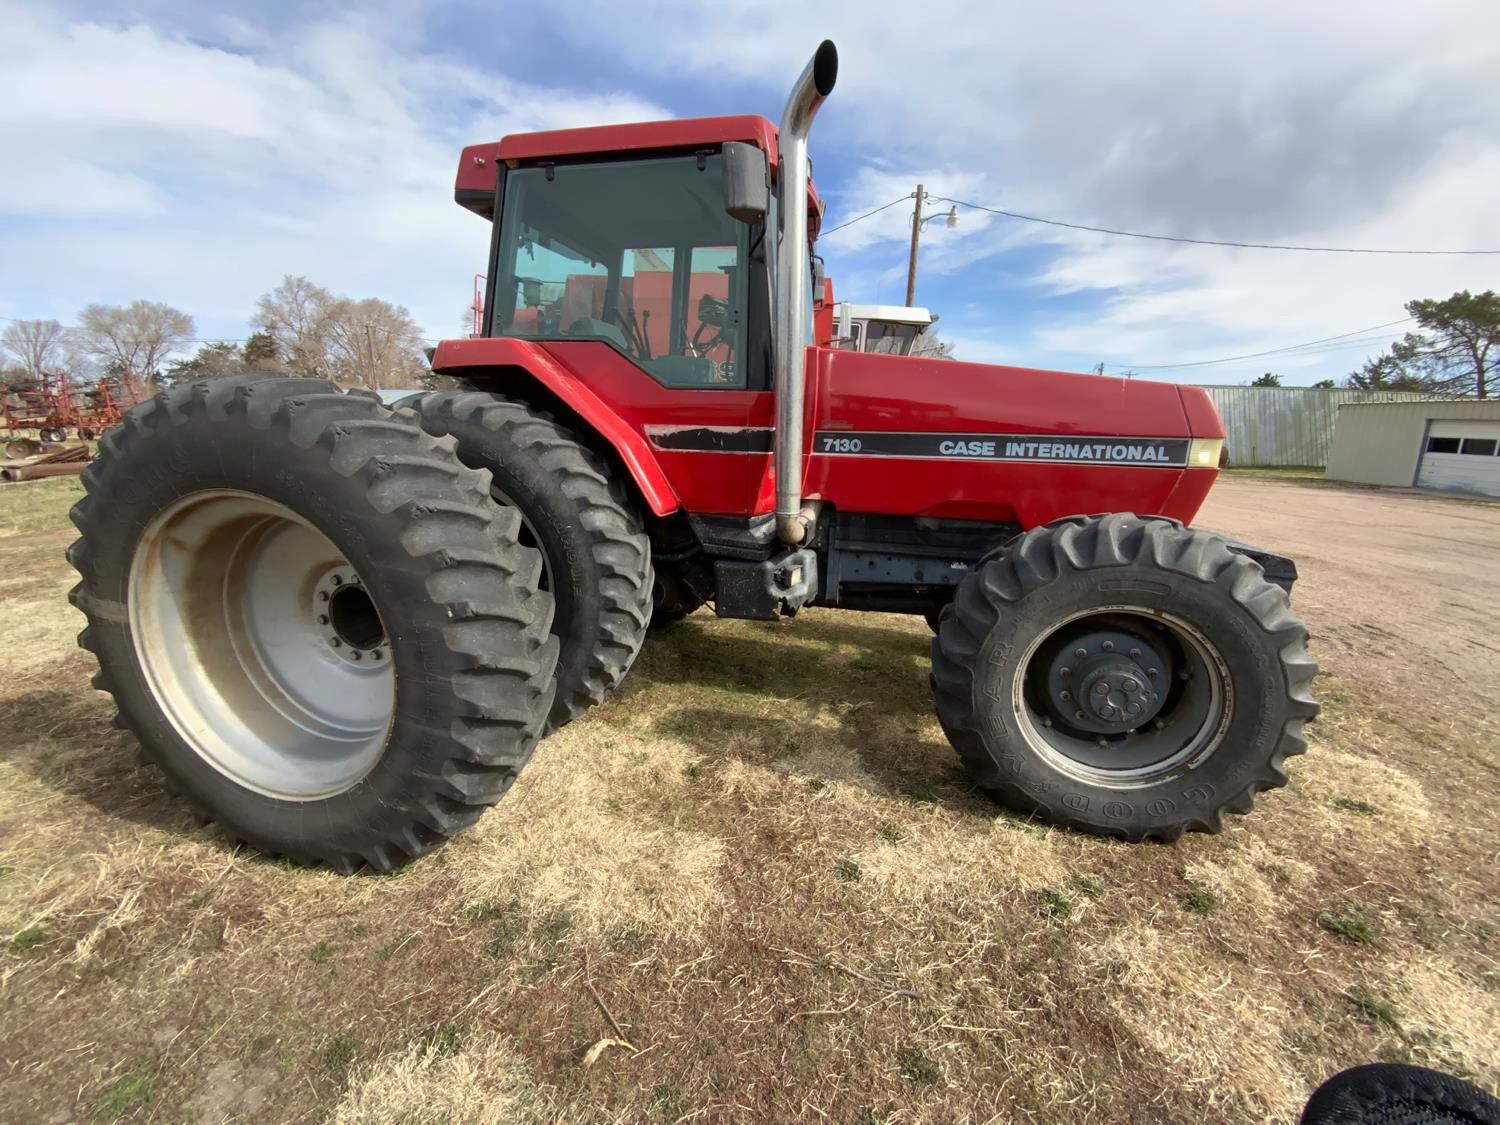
[713, 548, 820, 620]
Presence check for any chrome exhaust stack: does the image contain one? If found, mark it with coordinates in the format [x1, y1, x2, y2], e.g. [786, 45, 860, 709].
[773, 40, 837, 546]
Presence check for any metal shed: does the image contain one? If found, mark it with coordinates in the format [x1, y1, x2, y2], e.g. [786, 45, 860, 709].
[1325, 399, 1500, 496]
[1195, 386, 1428, 467]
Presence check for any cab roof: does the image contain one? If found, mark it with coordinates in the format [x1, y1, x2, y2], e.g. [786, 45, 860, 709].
[455, 114, 822, 233]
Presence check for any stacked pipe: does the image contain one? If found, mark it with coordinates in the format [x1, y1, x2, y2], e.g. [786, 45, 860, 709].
[1, 443, 91, 482]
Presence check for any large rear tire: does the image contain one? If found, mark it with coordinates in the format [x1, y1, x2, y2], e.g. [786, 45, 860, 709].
[68, 375, 558, 872]
[931, 513, 1318, 841]
[401, 390, 652, 727]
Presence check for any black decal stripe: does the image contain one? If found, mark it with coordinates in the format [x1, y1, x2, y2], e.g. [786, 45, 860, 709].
[645, 427, 774, 454]
[813, 431, 1190, 467]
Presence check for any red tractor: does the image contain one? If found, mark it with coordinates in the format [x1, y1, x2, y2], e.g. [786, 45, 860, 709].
[68, 42, 1316, 872]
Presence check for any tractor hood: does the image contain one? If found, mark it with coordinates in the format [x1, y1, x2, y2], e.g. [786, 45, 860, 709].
[809, 349, 1225, 443]
[799, 347, 1227, 527]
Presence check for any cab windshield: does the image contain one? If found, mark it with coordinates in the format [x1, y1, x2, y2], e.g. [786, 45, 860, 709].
[491, 154, 751, 388]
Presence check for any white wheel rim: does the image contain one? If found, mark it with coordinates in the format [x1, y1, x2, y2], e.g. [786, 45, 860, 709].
[128, 490, 395, 800]
[1008, 605, 1232, 789]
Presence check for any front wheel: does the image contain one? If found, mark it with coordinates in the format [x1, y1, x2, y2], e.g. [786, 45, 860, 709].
[931, 513, 1318, 841]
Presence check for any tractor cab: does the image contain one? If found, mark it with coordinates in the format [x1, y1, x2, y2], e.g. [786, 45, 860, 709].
[832, 302, 937, 355]
[481, 147, 758, 390]
[455, 115, 829, 398]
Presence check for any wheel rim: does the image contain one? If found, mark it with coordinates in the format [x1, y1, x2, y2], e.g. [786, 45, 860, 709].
[128, 490, 395, 800]
[1009, 606, 1231, 787]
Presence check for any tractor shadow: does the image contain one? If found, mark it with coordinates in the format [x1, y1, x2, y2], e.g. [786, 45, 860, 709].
[624, 610, 998, 816]
[0, 682, 208, 840]
[1, 610, 1006, 856]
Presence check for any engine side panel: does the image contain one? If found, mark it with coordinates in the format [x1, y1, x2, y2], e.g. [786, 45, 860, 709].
[800, 348, 1218, 527]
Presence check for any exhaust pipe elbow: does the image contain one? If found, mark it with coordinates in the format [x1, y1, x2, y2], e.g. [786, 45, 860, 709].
[776, 504, 818, 547]
[772, 40, 837, 546]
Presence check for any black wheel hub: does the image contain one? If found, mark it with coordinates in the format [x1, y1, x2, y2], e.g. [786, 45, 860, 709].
[1043, 626, 1171, 736]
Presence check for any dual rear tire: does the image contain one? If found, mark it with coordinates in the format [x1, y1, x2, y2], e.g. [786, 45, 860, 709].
[69, 379, 654, 871]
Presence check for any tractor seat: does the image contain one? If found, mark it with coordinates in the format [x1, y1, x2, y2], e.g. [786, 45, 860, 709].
[566, 317, 631, 352]
[646, 355, 719, 387]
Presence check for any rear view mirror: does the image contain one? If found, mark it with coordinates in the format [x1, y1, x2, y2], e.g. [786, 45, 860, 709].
[811, 254, 826, 295]
[722, 142, 769, 224]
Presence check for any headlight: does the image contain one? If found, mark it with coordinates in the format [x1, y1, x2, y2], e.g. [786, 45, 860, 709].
[1187, 438, 1224, 468]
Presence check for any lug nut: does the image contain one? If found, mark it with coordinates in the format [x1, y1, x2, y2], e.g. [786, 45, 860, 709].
[1060, 690, 1072, 701]
[351, 650, 362, 661]
[317, 614, 329, 626]
[330, 637, 341, 647]
[318, 591, 330, 602]
[371, 650, 383, 661]
[1127, 703, 1140, 715]
[1102, 640, 1114, 652]
[1147, 669, 1158, 679]
[1129, 648, 1141, 658]
[1122, 678, 1137, 691]
[1075, 710, 1085, 721]
[1094, 682, 1109, 694]
[1074, 648, 1087, 659]
[1041, 716, 1053, 727]
[331, 575, 343, 586]
[1059, 667, 1070, 678]
[1154, 718, 1167, 730]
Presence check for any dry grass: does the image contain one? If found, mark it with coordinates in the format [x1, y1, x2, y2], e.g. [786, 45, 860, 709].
[1, 481, 1497, 1122]
[331, 1039, 551, 1125]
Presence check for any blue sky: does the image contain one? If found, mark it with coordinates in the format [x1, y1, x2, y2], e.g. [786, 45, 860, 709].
[3, 0, 1498, 386]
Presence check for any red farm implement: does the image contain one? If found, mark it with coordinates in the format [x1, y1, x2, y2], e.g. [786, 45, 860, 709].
[1, 371, 144, 445]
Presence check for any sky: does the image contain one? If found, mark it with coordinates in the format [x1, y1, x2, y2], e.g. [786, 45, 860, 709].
[2, 0, 1498, 387]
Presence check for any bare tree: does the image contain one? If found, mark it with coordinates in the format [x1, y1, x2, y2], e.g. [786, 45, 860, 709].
[0, 319, 67, 379]
[77, 300, 195, 383]
[321, 298, 429, 389]
[253, 277, 433, 389]
[255, 275, 334, 377]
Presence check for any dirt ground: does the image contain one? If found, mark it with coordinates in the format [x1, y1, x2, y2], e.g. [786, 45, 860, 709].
[0, 474, 1497, 1123]
[1200, 476, 1500, 725]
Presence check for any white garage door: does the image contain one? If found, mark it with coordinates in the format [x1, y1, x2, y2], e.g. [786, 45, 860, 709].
[1417, 419, 1500, 496]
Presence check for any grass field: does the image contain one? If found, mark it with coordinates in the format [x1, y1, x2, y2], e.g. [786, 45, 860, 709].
[1, 475, 1496, 1122]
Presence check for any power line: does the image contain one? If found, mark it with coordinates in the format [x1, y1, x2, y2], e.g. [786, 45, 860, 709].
[821, 194, 913, 235]
[805, 191, 1498, 255]
[928, 196, 1500, 255]
[1102, 318, 1414, 371]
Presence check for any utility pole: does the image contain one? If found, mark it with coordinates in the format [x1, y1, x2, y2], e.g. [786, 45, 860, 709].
[905, 184, 925, 307]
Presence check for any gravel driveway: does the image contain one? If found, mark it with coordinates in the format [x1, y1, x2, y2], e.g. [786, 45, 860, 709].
[1198, 476, 1500, 724]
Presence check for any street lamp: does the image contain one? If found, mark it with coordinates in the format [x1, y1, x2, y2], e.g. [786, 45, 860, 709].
[905, 184, 958, 306]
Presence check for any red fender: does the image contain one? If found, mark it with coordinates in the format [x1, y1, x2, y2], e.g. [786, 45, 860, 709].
[428, 337, 681, 517]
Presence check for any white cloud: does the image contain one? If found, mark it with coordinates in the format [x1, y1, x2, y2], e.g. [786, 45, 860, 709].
[4, 0, 1499, 385]
[550, 0, 1500, 382]
[0, 3, 669, 339]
